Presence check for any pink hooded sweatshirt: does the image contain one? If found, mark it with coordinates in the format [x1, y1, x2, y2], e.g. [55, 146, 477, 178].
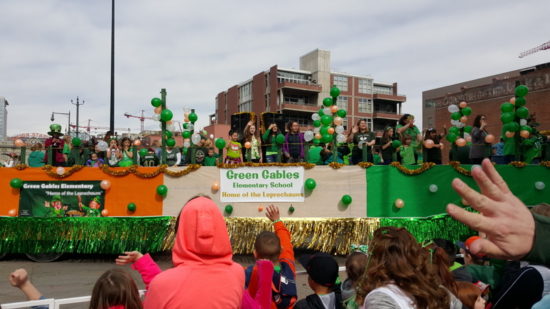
[143, 197, 244, 309]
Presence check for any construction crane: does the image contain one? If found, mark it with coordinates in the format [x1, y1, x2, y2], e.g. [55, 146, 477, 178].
[124, 110, 183, 132]
[69, 119, 130, 134]
[519, 40, 550, 58]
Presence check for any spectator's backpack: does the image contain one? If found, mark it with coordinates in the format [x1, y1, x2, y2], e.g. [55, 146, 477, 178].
[245, 259, 298, 309]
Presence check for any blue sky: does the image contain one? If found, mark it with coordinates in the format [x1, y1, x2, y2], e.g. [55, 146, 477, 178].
[1, 0, 549, 136]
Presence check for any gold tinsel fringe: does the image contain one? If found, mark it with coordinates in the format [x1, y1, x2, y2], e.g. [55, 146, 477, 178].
[509, 161, 527, 168]
[328, 162, 344, 169]
[358, 162, 374, 169]
[225, 217, 380, 255]
[42, 165, 85, 179]
[540, 161, 550, 168]
[390, 162, 436, 175]
[217, 162, 316, 169]
[449, 161, 472, 176]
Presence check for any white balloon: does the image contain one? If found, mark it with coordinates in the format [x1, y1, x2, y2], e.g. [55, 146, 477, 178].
[520, 119, 528, 126]
[56, 167, 65, 175]
[153, 114, 160, 121]
[96, 141, 108, 152]
[304, 130, 314, 142]
[191, 133, 201, 145]
[311, 113, 321, 121]
[335, 125, 345, 134]
[323, 107, 331, 115]
[313, 127, 320, 133]
[336, 134, 346, 143]
[183, 141, 191, 148]
[428, 184, 438, 193]
[209, 134, 214, 139]
[447, 104, 459, 113]
[535, 181, 546, 191]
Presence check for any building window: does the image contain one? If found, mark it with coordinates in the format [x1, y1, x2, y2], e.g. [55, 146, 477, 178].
[336, 96, 348, 109]
[333, 76, 348, 91]
[373, 85, 392, 95]
[277, 71, 313, 85]
[239, 82, 252, 112]
[358, 79, 373, 94]
[358, 98, 373, 113]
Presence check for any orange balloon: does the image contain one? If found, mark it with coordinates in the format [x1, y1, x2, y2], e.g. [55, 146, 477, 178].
[459, 101, 468, 108]
[330, 105, 338, 114]
[258, 206, 264, 212]
[455, 138, 467, 147]
[101, 209, 109, 217]
[315, 133, 322, 140]
[505, 131, 515, 138]
[394, 199, 405, 209]
[244, 142, 251, 149]
[327, 128, 335, 135]
[154, 106, 162, 114]
[100, 180, 111, 190]
[7, 209, 17, 217]
[424, 139, 434, 149]
[460, 116, 468, 123]
[211, 182, 220, 192]
[520, 130, 530, 138]
[133, 139, 141, 146]
[485, 134, 495, 144]
[509, 97, 516, 105]
[333, 117, 343, 126]
[14, 139, 25, 147]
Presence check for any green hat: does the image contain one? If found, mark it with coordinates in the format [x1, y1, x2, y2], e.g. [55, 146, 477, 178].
[48, 124, 64, 136]
[51, 195, 62, 202]
[92, 196, 101, 204]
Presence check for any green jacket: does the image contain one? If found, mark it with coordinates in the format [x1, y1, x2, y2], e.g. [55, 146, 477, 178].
[525, 213, 550, 266]
[262, 129, 281, 154]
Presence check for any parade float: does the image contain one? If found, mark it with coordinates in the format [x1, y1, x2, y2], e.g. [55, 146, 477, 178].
[1, 86, 548, 261]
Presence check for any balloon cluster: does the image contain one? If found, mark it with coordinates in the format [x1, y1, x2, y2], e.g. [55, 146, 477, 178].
[446, 101, 473, 147]
[501, 85, 533, 143]
[310, 86, 347, 145]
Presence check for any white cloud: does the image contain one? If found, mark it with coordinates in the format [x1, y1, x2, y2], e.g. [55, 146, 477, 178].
[1, 0, 549, 135]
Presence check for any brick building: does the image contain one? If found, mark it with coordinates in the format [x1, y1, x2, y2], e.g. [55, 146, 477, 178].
[210, 49, 406, 135]
[423, 62, 550, 161]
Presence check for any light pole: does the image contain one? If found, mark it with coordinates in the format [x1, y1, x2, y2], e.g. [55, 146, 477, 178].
[109, 0, 115, 133]
[71, 97, 85, 138]
[50, 111, 71, 134]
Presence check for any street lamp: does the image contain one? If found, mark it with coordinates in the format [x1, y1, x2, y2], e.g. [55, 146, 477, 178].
[50, 111, 71, 134]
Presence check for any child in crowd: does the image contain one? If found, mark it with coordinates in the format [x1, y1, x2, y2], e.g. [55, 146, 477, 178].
[456, 282, 486, 309]
[372, 147, 382, 165]
[106, 138, 122, 167]
[86, 152, 104, 167]
[380, 127, 395, 165]
[307, 143, 324, 165]
[165, 144, 181, 167]
[295, 253, 343, 309]
[341, 251, 368, 309]
[225, 129, 243, 164]
[140, 148, 159, 167]
[244, 121, 263, 163]
[203, 147, 219, 166]
[283, 121, 305, 163]
[263, 123, 282, 163]
[120, 137, 134, 161]
[398, 136, 416, 165]
[9, 267, 144, 309]
[245, 205, 298, 308]
[28, 143, 45, 167]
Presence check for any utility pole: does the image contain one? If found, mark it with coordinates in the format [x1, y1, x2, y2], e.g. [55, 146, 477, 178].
[109, 0, 115, 133]
[71, 97, 85, 138]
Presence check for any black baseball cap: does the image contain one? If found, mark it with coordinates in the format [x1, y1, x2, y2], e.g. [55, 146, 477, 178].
[298, 253, 339, 287]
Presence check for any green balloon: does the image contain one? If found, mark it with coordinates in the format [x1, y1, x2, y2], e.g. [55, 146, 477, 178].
[318, 109, 325, 116]
[139, 148, 148, 157]
[188, 112, 198, 123]
[330, 86, 341, 98]
[515, 85, 529, 97]
[448, 126, 459, 135]
[183, 131, 191, 139]
[504, 122, 520, 132]
[515, 97, 526, 107]
[119, 159, 133, 167]
[520, 125, 532, 133]
[336, 109, 347, 118]
[461, 107, 472, 116]
[321, 134, 332, 143]
[166, 138, 176, 147]
[164, 130, 173, 139]
[156, 184, 168, 197]
[341, 194, 353, 205]
[500, 102, 514, 113]
[275, 134, 285, 145]
[305, 178, 316, 190]
[10, 178, 23, 189]
[516, 106, 529, 119]
[288, 206, 295, 213]
[215, 138, 226, 149]
[464, 126, 473, 133]
[392, 140, 402, 148]
[183, 123, 189, 130]
[72, 137, 82, 147]
[160, 109, 173, 122]
[313, 138, 321, 145]
[451, 112, 462, 120]
[446, 133, 458, 143]
[320, 126, 329, 135]
[323, 97, 333, 107]
[127, 203, 137, 212]
[224, 205, 233, 215]
[313, 120, 321, 127]
[151, 97, 162, 107]
[500, 112, 515, 124]
[321, 115, 332, 126]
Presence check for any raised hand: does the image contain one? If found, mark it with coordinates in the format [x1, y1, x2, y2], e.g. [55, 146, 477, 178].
[446, 159, 535, 260]
[115, 251, 144, 265]
[265, 205, 280, 222]
[9, 269, 29, 287]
